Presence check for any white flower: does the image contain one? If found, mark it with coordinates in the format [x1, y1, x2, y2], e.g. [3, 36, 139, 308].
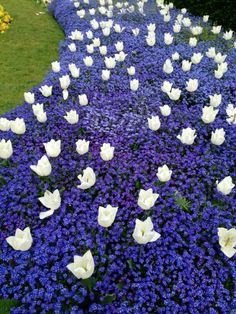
[78, 94, 88, 106]
[216, 176, 235, 195]
[44, 139, 61, 158]
[211, 25, 221, 34]
[147, 23, 156, 32]
[218, 227, 236, 258]
[190, 26, 203, 36]
[189, 37, 197, 47]
[191, 53, 203, 64]
[146, 35, 156, 47]
[209, 94, 221, 107]
[138, 188, 159, 210]
[164, 33, 173, 45]
[173, 23, 181, 33]
[201, 106, 218, 124]
[68, 43, 76, 52]
[115, 51, 127, 62]
[160, 105, 171, 116]
[99, 45, 107, 55]
[206, 47, 216, 58]
[226, 104, 236, 124]
[67, 250, 95, 279]
[6, 227, 33, 251]
[76, 139, 89, 155]
[127, 66, 135, 75]
[214, 53, 227, 64]
[211, 129, 225, 146]
[156, 164, 172, 182]
[114, 24, 125, 33]
[68, 64, 80, 78]
[132, 28, 140, 36]
[89, 8, 95, 15]
[177, 127, 197, 145]
[214, 69, 224, 79]
[36, 111, 47, 123]
[83, 56, 93, 67]
[86, 30, 93, 39]
[0, 139, 13, 159]
[90, 19, 99, 30]
[223, 30, 233, 40]
[102, 69, 110, 81]
[24, 92, 35, 104]
[39, 189, 61, 219]
[39, 85, 52, 97]
[163, 59, 173, 74]
[11, 118, 26, 135]
[100, 143, 114, 161]
[30, 155, 52, 177]
[0, 118, 10, 131]
[104, 56, 116, 69]
[182, 60, 192, 72]
[51, 61, 60, 73]
[70, 29, 84, 41]
[98, 205, 118, 227]
[186, 79, 198, 92]
[130, 79, 139, 91]
[203, 15, 209, 22]
[64, 110, 79, 124]
[115, 41, 124, 52]
[182, 17, 191, 27]
[77, 167, 96, 189]
[102, 27, 111, 37]
[32, 103, 44, 116]
[86, 44, 94, 54]
[161, 81, 173, 93]
[132, 217, 161, 244]
[148, 116, 161, 131]
[62, 90, 69, 101]
[92, 37, 100, 47]
[167, 88, 181, 101]
[77, 9, 85, 18]
[59, 75, 70, 90]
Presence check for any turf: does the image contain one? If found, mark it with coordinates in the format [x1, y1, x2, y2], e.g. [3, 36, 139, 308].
[0, 0, 64, 114]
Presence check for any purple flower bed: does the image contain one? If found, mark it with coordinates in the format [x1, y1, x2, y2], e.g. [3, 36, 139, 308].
[0, 0, 235, 313]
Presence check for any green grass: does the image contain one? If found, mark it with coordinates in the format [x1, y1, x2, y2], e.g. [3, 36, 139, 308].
[0, 299, 19, 314]
[0, 0, 64, 114]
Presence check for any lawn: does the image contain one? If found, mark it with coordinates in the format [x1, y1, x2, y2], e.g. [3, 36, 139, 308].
[0, 0, 64, 114]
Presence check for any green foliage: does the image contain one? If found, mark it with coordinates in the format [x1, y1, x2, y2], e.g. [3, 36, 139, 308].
[0, 299, 19, 314]
[0, 0, 64, 113]
[174, 191, 191, 212]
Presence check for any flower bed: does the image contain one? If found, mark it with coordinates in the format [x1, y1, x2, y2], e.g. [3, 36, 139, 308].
[0, 5, 12, 33]
[0, 0, 235, 313]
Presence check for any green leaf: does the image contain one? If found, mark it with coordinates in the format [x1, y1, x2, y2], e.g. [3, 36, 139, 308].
[80, 277, 96, 291]
[0, 299, 19, 314]
[101, 293, 116, 305]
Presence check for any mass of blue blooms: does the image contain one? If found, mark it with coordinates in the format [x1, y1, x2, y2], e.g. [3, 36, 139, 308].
[0, 0, 235, 313]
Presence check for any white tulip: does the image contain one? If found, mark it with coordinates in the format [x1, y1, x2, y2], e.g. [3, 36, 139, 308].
[59, 75, 70, 90]
[164, 33, 173, 45]
[177, 127, 196, 145]
[226, 104, 236, 124]
[181, 8, 187, 14]
[11, 118, 26, 135]
[173, 23, 181, 33]
[68, 63, 80, 78]
[74, 2, 80, 8]
[104, 56, 116, 69]
[62, 90, 69, 101]
[36, 111, 47, 123]
[83, 56, 93, 67]
[206, 47, 216, 58]
[191, 26, 203, 36]
[68, 43, 76, 52]
[160, 105, 171, 116]
[148, 116, 161, 131]
[86, 30, 93, 39]
[92, 37, 100, 47]
[90, 19, 99, 30]
[161, 81, 173, 93]
[76, 139, 89, 155]
[167, 88, 181, 101]
[138, 188, 159, 210]
[100, 143, 114, 161]
[214, 53, 227, 64]
[147, 23, 156, 32]
[99, 45, 107, 55]
[86, 44, 94, 54]
[214, 69, 224, 79]
[24, 92, 35, 104]
[89, 8, 96, 15]
[115, 41, 124, 52]
[182, 60, 192, 72]
[77, 9, 85, 18]
[39, 85, 52, 97]
[189, 37, 197, 47]
[39, 189, 61, 219]
[51, 61, 60, 73]
[218, 228, 236, 258]
[223, 30, 233, 40]
[98, 205, 118, 227]
[102, 27, 111, 36]
[211, 128, 225, 146]
[132, 28, 140, 36]
[115, 51, 127, 62]
[186, 79, 198, 92]
[163, 14, 170, 22]
[0, 118, 10, 131]
[78, 94, 88, 106]
[77, 167, 96, 189]
[127, 66, 135, 75]
[44, 139, 61, 157]
[67, 250, 95, 279]
[32, 103, 44, 116]
[132, 217, 161, 244]
[114, 24, 125, 33]
[69, 29, 84, 41]
[102, 69, 110, 81]
[211, 25, 221, 34]
[156, 164, 172, 182]
[182, 17, 191, 27]
[0, 139, 13, 159]
[209, 94, 221, 107]
[6, 227, 33, 251]
[203, 15, 209, 22]
[201, 106, 218, 124]
[130, 79, 139, 91]
[216, 176, 235, 195]
[191, 53, 203, 64]
[163, 59, 173, 74]
[30, 155, 52, 176]
[146, 36, 156, 46]
[64, 110, 79, 124]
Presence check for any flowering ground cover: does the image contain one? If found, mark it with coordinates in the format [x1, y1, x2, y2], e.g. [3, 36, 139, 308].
[0, 0, 235, 313]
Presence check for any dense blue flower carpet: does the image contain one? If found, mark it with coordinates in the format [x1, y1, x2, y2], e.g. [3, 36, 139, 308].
[0, 0, 235, 312]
